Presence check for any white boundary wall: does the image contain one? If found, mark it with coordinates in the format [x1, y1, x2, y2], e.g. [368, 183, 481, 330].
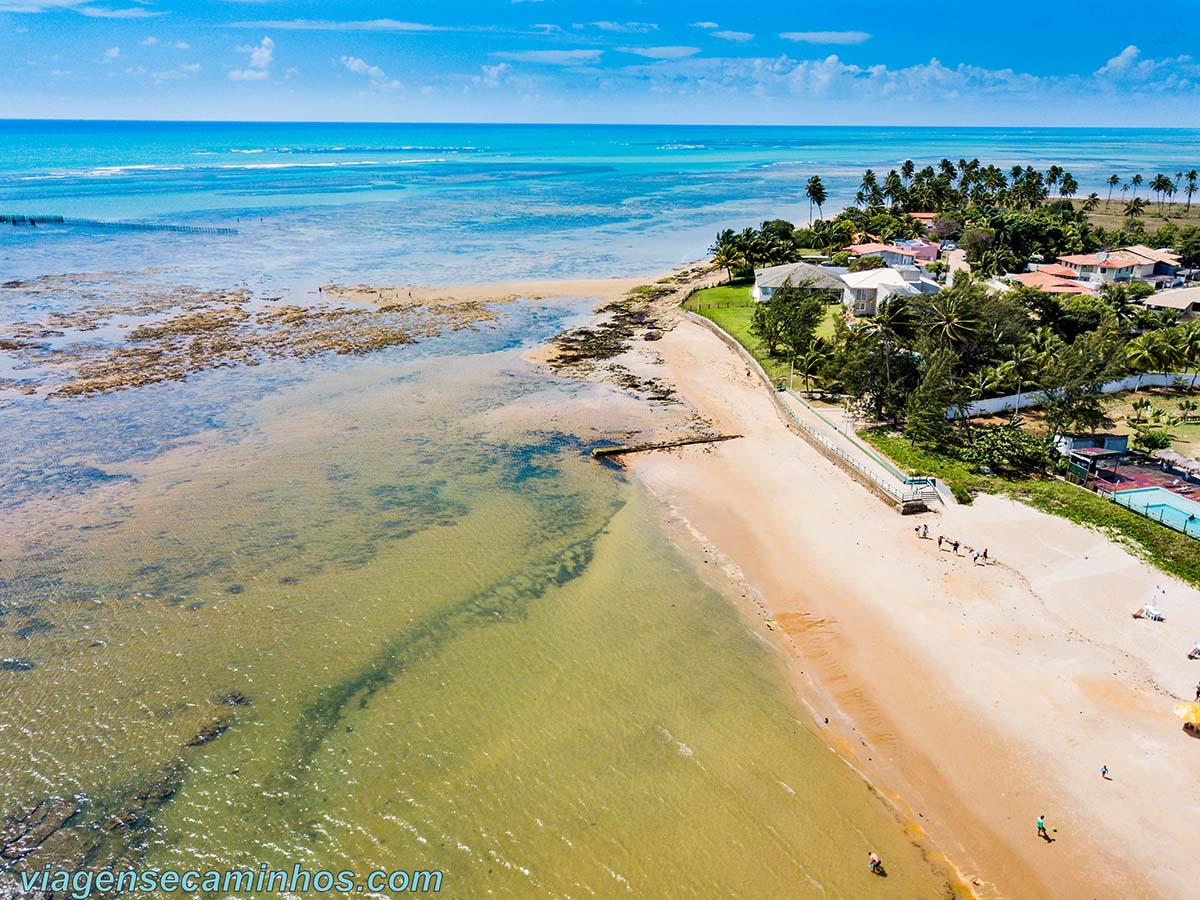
[948, 372, 1197, 419]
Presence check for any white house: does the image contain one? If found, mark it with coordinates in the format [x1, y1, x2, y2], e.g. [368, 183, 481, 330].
[752, 262, 847, 302]
[840, 266, 938, 316]
[1057, 246, 1181, 286]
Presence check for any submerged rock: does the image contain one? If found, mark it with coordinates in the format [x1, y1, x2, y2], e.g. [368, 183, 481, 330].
[0, 659, 35, 673]
[186, 717, 231, 746]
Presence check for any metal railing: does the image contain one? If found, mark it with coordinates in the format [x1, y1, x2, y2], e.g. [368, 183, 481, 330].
[773, 391, 925, 505]
[680, 309, 925, 508]
[1108, 491, 1200, 540]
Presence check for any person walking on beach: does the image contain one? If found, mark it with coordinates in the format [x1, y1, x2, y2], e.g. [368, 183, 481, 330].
[982, 548, 988, 563]
[952, 540, 960, 555]
[922, 524, 929, 539]
[1194, 680, 1200, 702]
[972, 549, 980, 565]
[937, 535, 943, 549]
[867, 852, 883, 875]
[1036, 815, 1049, 840]
[1101, 765, 1110, 780]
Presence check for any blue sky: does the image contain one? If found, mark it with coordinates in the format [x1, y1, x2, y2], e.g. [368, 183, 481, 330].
[2, 0, 1198, 124]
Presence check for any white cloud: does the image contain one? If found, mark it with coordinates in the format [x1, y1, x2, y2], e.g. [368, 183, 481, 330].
[492, 49, 602, 65]
[103, 45, 120, 59]
[0, 0, 160, 15]
[691, 21, 719, 30]
[228, 18, 441, 32]
[228, 67, 268, 80]
[78, 6, 162, 18]
[340, 54, 402, 91]
[780, 31, 871, 45]
[1094, 44, 1196, 85]
[152, 62, 199, 81]
[235, 35, 273, 69]
[712, 30, 753, 43]
[618, 46, 701, 60]
[590, 21, 657, 33]
[143, 36, 189, 49]
[473, 62, 510, 87]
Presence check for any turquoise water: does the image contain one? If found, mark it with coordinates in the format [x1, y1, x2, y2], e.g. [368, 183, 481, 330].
[2, 122, 1198, 292]
[1113, 487, 1200, 537]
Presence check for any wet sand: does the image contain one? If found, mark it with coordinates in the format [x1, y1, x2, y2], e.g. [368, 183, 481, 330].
[621, 311, 1200, 900]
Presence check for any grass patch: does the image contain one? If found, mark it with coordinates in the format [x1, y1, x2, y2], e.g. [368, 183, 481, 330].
[861, 427, 1200, 587]
[683, 281, 840, 381]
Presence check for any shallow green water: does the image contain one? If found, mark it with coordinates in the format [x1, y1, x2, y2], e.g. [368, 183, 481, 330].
[0, 331, 955, 898]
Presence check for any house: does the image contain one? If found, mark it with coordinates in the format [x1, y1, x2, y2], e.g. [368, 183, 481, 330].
[891, 237, 941, 261]
[751, 262, 846, 302]
[1054, 432, 1129, 470]
[846, 242, 920, 267]
[908, 212, 938, 230]
[840, 265, 938, 316]
[1057, 246, 1181, 286]
[1143, 285, 1200, 314]
[1009, 270, 1095, 295]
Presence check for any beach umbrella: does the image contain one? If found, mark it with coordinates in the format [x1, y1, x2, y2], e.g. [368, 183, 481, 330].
[1174, 702, 1200, 726]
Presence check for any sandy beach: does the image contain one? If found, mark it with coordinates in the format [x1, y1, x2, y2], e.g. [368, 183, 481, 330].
[618, 310, 1200, 899]
[321, 277, 646, 308]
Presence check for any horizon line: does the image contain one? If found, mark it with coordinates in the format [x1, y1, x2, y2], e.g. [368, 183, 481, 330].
[1, 117, 1198, 131]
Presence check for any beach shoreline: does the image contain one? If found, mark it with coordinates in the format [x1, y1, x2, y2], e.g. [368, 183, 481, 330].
[446, 264, 1200, 899]
[616, 302, 1200, 900]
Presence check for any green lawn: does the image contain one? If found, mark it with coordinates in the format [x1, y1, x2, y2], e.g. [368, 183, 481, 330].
[682, 281, 840, 381]
[862, 428, 1200, 588]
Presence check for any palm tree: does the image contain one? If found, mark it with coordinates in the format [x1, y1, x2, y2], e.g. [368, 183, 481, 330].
[1059, 172, 1079, 199]
[1124, 197, 1148, 219]
[859, 169, 878, 207]
[1185, 171, 1198, 214]
[1106, 174, 1120, 209]
[1008, 343, 1042, 418]
[1082, 192, 1101, 213]
[900, 159, 915, 185]
[1046, 165, 1063, 189]
[797, 340, 828, 395]
[1150, 174, 1173, 213]
[1120, 181, 1130, 205]
[1131, 173, 1143, 199]
[712, 243, 744, 282]
[1182, 322, 1200, 388]
[883, 170, 906, 211]
[805, 175, 827, 222]
[861, 295, 917, 406]
[1126, 334, 1159, 391]
[1130, 396, 1153, 423]
[926, 294, 982, 349]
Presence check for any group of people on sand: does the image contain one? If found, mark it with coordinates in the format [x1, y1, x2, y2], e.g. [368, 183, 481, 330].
[913, 523, 989, 565]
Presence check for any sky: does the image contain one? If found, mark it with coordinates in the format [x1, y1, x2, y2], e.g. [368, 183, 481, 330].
[2, 0, 1199, 124]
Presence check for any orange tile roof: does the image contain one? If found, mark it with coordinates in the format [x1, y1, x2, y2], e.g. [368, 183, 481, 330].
[1037, 264, 1081, 278]
[1011, 271, 1094, 295]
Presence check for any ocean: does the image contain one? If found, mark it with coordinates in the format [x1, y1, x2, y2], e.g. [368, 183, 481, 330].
[2, 122, 1194, 899]
[3, 121, 1198, 290]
